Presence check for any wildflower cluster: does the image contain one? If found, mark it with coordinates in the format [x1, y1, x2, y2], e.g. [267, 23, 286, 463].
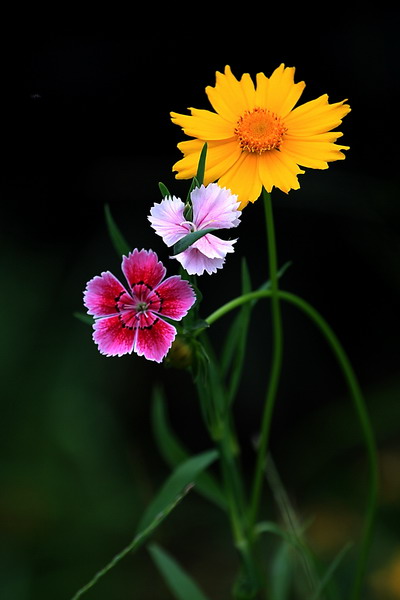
[77, 65, 378, 600]
[84, 64, 350, 364]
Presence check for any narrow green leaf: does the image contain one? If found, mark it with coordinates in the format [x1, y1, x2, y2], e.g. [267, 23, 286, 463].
[221, 260, 292, 381]
[196, 333, 228, 423]
[255, 521, 306, 554]
[270, 541, 293, 600]
[70, 485, 192, 600]
[310, 543, 352, 600]
[148, 543, 212, 600]
[151, 387, 226, 509]
[184, 143, 208, 204]
[196, 142, 208, 186]
[256, 261, 293, 296]
[158, 181, 171, 198]
[171, 228, 218, 256]
[73, 311, 93, 326]
[220, 259, 253, 405]
[104, 204, 131, 257]
[136, 449, 218, 533]
[264, 457, 320, 594]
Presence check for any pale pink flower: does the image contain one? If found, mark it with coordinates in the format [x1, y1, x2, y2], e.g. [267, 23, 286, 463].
[148, 183, 241, 275]
[83, 249, 196, 362]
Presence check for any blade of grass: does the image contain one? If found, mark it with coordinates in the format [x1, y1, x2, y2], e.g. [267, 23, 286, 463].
[137, 449, 218, 533]
[104, 204, 131, 256]
[148, 543, 212, 600]
[151, 386, 226, 510]
[70, 484, 192, 600]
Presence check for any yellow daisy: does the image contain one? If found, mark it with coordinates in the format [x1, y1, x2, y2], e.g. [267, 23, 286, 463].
[171, 65, 351, 209]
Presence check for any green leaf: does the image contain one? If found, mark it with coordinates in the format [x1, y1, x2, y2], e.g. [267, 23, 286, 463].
[73, 311, 93, 326]
[136, 449, 218, 533]
[264, 457, 320, 594]
[221, 260, 292, 381]
[184, 143, 208, 204]
[104, 204, 131, 256]
[148, 543, 212, 600]
[220, 258, 253, 405]
[309, 543, 352, 600]
[256, 261, 292, 296]
[158, 181, 171, 198]
[255, 521, 306, 554]
[69, 485, 192, 600]
[270, 541, 293, 600]
[151, 387, 226, 509]
[171, 228, 218, 256]
[196, 142, 208, 186]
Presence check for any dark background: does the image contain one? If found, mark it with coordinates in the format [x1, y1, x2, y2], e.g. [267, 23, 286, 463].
[2, 12, 400, 600]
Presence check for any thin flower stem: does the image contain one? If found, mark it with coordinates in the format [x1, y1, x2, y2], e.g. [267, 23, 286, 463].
[249, 189, 283, 532]
[195, 335, 260, 598]
[201, 288, 378, 599]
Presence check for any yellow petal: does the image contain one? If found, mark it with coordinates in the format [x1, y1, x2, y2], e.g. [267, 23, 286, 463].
[172, 139, 205, 179]
[256, 64, 306, 117]
[205, 65, 254, 122]
[170, 108, 234, 140]
[283, 137, 349, 169]
[259, 150, 303, 193]
[172, 138, 240, 184]
[218, 153, 263, 208]
[204, 139, 242, 184]
[285, 95, 351, 135]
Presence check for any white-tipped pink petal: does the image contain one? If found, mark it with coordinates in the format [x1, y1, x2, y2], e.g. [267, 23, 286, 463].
[84, 272, 129, 318]
[92, 315, 135, 357]
[175, 247, 225, 276]
[193, 234, 237, 259]
[153, 275, 196, 320]
[122, 249, 166, 291]
[135, 316, 177, 363]
[148, 196, 189, 247]
[191, 183, 241, 230]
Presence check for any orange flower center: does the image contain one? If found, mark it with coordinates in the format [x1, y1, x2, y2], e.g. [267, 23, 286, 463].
[234, 108, 287, 154]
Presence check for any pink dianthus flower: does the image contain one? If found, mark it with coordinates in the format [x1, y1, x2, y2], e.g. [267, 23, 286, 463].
[148, 183, 241, 276]
[83, 249, 196, 362]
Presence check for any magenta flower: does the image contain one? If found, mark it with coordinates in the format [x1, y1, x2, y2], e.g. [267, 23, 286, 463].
[83, 249, 196, 362]
[148, 183, 241, 276]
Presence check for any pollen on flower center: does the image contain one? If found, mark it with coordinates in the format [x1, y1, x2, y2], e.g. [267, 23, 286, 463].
[234, 107, 287, 154]
[135, 301, 149, 312]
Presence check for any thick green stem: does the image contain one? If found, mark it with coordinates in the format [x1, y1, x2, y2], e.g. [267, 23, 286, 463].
[249, 189, 284, 531]
[200, 289, 378, 599]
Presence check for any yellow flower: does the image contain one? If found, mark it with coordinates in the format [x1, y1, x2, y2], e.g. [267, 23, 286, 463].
[171, 65, 351, 209]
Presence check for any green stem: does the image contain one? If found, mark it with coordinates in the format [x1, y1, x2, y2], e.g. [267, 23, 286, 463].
[249, 189, 284, 531]
[217, 430, 260, 599]
[200, 289, 378, 599]
[195, 335, 259, 598]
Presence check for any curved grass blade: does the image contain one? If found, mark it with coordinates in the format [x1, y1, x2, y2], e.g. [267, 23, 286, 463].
[159, 181, 171, 198]
[185, 142, 208, 203]
[151, 386, 226, 509]
[136, 449, 218, 533]
[104, 204, 131, 256]
[310, 543, 352, 600]
[69, 484, 192, 600]
[148, 543, 212, 600]
[196, 142, 208, 186]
